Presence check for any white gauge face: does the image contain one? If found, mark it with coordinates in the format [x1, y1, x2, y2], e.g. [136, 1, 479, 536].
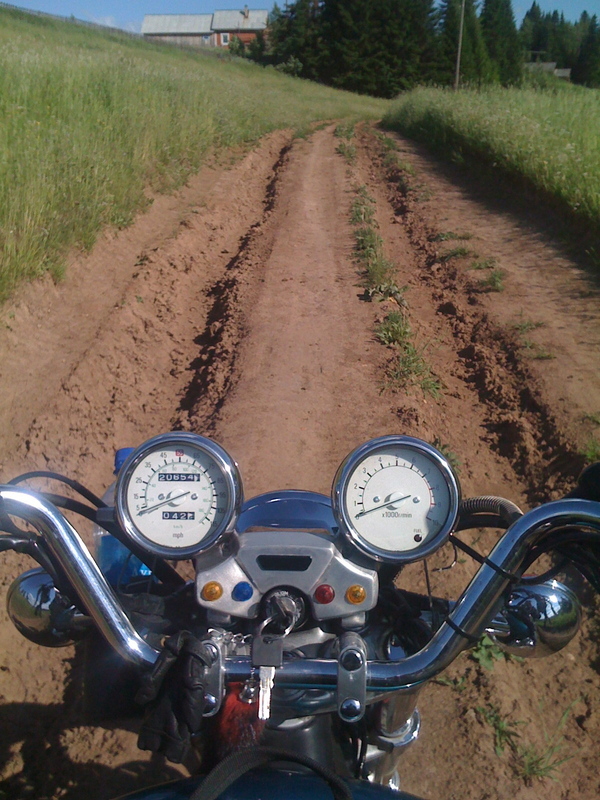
[116, 434, 241, 559]
[334, 436, 460, 563]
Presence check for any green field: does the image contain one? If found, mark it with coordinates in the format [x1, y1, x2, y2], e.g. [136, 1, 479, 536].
[0, 8, 387, 302]
[383, 85, 600, 253]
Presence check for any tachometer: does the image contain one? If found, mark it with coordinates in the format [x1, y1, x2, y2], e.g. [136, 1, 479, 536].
[115, 432, 242, 559]
[332, 436, 460, 563]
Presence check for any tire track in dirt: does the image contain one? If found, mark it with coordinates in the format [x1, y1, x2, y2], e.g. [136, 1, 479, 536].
[174, 143, 293, 431]
[354, 127, 592, 506]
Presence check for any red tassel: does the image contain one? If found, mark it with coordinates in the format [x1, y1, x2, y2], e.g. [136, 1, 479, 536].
[216, 682, 266, 757]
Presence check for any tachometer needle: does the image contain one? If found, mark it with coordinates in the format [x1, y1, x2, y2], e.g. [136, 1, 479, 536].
[355, 494, 411, 519]
[138, 492, 191, 516]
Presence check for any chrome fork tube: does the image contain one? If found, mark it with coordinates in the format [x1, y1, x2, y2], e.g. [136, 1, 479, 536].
[0, 487, 159, 667]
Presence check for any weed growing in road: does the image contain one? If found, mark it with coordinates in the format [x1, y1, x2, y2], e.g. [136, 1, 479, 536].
[386, 153, 416, 177]
[479, 268, 506, 292]
[440, 246, 472, 262]
[476, 704, 523, 756]
[349, 183, 441, 399]
[584, 412, 600, 426]
[334, 121, 356, 139]
[433, 675, 467, 692]
[432, 231, 473, 242]
[582, 436, 600, 462]
[512, 317, 544, 335]
[375, 310, 410, 346]
[470, 634, 522, 670]
[517, 742, 571, 783]
[521, 339, 555, 359]
[336, 141, 356, 165]
[354, 226, 382, 262]
[477, 700, 574, 784]
[470, 257, 497, 271]
[515, 705, 573, 784]
[432, 438, 461, 474]
[387, 342, 441, 399]
[350, 187, 376, 225]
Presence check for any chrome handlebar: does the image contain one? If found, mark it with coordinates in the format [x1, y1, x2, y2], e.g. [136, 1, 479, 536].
[0, 487, 159, 666]
[2, 486, 600, 690]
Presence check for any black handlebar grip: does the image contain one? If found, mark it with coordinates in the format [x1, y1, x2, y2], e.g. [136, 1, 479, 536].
[566, 463, 600, 503]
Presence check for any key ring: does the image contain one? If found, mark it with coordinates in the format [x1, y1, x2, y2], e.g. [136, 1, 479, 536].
[257, 614, 295, 639]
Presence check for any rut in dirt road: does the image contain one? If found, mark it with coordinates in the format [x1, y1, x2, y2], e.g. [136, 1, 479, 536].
[196, 128, 394, 496]
[174, 143, 294, 429]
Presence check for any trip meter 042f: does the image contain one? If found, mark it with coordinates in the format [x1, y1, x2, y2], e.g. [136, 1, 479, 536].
[115, 432, 242, 559]
[333, 436, 460, 564]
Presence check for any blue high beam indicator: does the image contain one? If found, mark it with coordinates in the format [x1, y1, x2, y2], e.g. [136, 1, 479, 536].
[158, 474, 201, 482]
[232, 581, 254, 602]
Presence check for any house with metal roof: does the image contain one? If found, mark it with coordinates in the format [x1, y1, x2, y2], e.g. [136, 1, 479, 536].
[211, 8, 269, 47]
[141, 8, 268, 49]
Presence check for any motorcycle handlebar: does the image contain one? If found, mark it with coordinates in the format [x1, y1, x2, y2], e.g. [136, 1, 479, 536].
[2, 486, 600, 690]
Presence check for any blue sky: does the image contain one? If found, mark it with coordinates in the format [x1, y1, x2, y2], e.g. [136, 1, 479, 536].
[8, 0, 597, 35]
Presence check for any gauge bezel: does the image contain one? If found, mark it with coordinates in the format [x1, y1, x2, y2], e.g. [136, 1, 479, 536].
[115, 432, 242, 560]
[332, 435, 460, 564]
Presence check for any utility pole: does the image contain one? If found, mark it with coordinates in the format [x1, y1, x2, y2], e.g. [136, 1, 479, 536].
[454, 0, 467, 90]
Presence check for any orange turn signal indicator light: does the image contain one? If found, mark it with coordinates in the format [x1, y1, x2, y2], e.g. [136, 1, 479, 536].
[201, 581, 223, 602]
[346, 584, 367, 605]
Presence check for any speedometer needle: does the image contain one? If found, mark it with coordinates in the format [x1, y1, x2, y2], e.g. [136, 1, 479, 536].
[138, 492, 191, 516]
[355, 494, 411, 519]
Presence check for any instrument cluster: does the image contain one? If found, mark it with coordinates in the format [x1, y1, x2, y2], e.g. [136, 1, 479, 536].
[114, 433, 460, 619]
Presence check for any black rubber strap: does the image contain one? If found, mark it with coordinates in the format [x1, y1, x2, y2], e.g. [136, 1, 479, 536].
[189, 746, 354, 800]
[450, 535, 520, 581]
[444, 616, 481, 644]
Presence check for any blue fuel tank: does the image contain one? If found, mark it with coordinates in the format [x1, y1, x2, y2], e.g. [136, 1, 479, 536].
[119, 771, 426, 800]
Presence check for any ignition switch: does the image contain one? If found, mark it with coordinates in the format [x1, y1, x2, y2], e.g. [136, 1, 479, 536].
[262, 588, 307, 632]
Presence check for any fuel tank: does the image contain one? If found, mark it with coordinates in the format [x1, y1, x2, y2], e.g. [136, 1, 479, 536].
[118, 771, 426, 800]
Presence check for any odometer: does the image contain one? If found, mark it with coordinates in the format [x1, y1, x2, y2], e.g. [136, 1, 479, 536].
[333, 436, 460, 563]
[115, 432, 242, 559]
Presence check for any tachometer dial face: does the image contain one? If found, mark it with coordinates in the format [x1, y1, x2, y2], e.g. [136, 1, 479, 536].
[333, 436, 460, 563]
[115, 433, 242, 559]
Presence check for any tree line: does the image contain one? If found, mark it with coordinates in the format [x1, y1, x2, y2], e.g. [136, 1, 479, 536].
[229, 1, 600, 96]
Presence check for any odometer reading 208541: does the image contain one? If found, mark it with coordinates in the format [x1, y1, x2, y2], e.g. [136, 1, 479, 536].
[115, 433, 242, 559]
[333, 436, 460, 564]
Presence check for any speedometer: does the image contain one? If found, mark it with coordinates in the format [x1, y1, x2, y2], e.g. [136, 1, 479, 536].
[332, 436, 460, 563]
[115, 432, 242, 559]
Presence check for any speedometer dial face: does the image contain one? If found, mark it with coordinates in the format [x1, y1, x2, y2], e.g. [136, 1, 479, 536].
[333, 436, 460, 563]
[115, 433, 242, 559]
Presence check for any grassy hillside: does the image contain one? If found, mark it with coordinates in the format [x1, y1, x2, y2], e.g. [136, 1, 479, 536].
[383, 85, 600, 257]
[0, 7, 388, 302]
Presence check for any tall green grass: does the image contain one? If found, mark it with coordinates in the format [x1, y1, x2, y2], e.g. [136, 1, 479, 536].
[0, 8, 387, 302]
[383, 85, 600, 247]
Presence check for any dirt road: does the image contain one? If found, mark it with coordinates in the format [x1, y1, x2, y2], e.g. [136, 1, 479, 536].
[1, 125, 599, 799]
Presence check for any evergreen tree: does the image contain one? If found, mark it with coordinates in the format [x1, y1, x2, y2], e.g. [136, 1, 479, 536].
[246, 30, 267, 64]
[267, 0, 323, 80]
[481, 0, 523, 84]
[319, 0, 439, 98]
[572, 15, 600, 86]
[439, 0, 494, 87]
[520, 1, 546, 61]
[520, 3, 592, 69]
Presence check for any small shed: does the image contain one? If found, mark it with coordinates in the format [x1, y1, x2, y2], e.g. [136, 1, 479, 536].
[141, 14, 215, 47]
